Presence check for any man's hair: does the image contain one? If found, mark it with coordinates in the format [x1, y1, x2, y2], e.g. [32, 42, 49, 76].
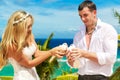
[78, 0, 96, 11]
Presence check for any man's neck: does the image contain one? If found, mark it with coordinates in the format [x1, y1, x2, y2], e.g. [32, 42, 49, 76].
[86, 19, 97, 35]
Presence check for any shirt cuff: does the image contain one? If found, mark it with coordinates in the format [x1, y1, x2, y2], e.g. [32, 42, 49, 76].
[96, 52, 106, 65]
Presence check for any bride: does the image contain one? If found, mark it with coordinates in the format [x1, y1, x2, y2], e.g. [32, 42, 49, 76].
[0, 10, 66, 80]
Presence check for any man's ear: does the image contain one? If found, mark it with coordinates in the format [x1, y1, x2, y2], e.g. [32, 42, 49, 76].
[93, 10, 97, 15]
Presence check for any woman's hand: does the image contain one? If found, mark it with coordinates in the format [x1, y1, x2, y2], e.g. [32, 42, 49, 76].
[49, 46, 67, 58]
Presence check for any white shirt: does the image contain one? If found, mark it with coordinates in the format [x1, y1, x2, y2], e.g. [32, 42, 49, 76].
[73, 19, 118, 76]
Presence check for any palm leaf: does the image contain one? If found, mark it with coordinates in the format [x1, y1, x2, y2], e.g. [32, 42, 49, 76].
[41, 32, 54, 50]
[113, 9, 120, 24]
[36, 32, 59, 80]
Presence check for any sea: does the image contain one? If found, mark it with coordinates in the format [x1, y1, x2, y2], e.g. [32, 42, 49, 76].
[0, 38, 120, 79]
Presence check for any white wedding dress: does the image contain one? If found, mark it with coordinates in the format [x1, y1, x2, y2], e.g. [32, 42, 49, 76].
[9, 44, 40, 80]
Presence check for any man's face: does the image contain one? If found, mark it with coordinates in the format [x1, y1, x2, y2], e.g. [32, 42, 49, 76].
[78, 7, 96, 27]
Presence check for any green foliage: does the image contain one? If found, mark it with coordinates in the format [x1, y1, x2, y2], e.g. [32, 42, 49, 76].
[113, 9, 120, 24]
[36, 32, 59, 80]
[118, 34, 120, 40]
[53, 74, 78, 80]
[109, 66, 120, 80]
[0, 76, 13, 80]
[42, 32, 54, 50]
[61, 68, 73, 75]
[118, 44, 120, 48]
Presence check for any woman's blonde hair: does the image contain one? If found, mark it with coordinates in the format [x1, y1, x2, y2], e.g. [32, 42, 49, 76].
[0, 10, 34, 69]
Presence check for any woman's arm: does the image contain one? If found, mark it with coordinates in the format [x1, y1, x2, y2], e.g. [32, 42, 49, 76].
[18, 50, 52, 68]
[12, 46, 65, 68]
[11, 34, 66, 68]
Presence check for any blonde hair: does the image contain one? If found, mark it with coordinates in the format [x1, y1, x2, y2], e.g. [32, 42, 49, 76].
[0, 10, 34, 69]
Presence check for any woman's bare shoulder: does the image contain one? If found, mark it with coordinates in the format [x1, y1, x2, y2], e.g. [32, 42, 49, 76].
[8, 44, 22, 61]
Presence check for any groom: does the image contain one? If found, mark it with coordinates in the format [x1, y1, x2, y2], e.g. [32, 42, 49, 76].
[65, 0, 118, 80]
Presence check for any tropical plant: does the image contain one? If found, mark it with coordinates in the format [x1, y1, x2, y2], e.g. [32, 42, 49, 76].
[0, 76, 13, 80]
[109, 10, 120, 80]
[35, 32, 59, 80]
[118, 34, 120, 48]
[109, 66, 120, 80]
[61, 68, 73, 75]
[113, 9, 120, 24]
[53, 74, 78, 80]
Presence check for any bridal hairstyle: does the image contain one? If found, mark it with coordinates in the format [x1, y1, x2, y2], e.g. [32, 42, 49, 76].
[0, 10, 34, 69]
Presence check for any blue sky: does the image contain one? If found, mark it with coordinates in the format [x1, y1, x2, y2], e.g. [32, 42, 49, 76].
[0, 0, 120, 39]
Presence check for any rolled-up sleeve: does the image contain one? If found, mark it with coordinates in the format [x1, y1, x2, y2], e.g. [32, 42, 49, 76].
[96, 27, 118, 65]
